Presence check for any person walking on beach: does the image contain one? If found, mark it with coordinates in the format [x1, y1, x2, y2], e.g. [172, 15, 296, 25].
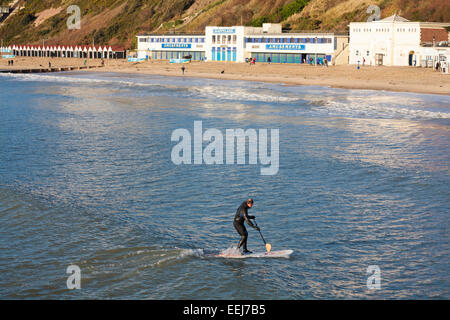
[181, 65, 185, 75]
[234, 198, 259, 254]
[267, 57, 271, 64]
[48, 61, 51, 68]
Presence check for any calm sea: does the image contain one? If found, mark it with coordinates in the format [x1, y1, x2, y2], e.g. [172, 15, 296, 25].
[0, 72, 449, 299]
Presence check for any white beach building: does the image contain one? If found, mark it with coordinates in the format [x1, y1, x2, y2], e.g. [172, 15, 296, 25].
[349, 14, 450, 67]
[137, 23, 349, 65]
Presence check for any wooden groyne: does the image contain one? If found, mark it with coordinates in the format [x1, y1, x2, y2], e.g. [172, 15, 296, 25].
[0, 65, 103, 74]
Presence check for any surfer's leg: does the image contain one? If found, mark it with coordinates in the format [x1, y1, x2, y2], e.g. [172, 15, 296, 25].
[234, 222, 247, 249]
[241, 228, 249, 251]
[235, 224, 251, 252]
[238, 232, 247, 249]
[238, 226, 248, 250]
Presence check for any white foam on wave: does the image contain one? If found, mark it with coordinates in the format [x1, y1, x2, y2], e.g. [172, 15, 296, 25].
[310, 99, 450, 120]
[178, 248, 205, 258]
[218, 246, 241, 256]
[0, 72, 166, 89]
[3, 72, 447, 120]
[192, 85, 299, 103]
[1, 72, 300, 103]
[137, 248, 205, 269]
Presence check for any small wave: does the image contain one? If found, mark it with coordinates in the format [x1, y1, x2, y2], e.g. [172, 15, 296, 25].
[218, 246, 241, 256]
[190, 85, 299, 103]
[177, 248, 205, 258]
[306, 99, 450, 120]
[136, 248, 204, 270]
[3, 72, 447, 120]
[1, 72, 301, 103]
[0, 72, 174, 90]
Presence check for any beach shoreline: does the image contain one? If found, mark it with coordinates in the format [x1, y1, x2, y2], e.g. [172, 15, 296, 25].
[1, 57, 449, 96]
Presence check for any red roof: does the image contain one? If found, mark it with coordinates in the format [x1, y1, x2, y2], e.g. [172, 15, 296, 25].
[11, 44, 125, 51]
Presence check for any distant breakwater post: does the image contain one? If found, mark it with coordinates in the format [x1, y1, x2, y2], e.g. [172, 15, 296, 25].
[171, 121, 279, 175]
[0, 65, 103, 74]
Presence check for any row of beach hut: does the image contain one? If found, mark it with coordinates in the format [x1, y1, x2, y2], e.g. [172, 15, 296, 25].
[8, 44, 126, 59]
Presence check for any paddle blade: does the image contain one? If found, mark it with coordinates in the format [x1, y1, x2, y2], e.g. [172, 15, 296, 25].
[266, 243, 272, 253]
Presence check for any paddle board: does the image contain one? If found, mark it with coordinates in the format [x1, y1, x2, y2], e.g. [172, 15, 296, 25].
[215, 249, 293, 259]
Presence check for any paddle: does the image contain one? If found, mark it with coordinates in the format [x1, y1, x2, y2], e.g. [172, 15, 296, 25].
[252, 219, 271, 253]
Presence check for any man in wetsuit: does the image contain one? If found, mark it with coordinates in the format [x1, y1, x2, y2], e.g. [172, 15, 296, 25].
[234, 198, 260, 253]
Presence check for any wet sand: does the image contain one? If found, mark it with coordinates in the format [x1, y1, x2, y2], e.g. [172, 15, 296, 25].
[1, 57, 449, 95]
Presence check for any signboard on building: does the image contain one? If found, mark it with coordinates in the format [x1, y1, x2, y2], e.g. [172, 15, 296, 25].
[265, 44, 305, 50]
[162, 43, 192, 49]
[212, 28, 236, 34]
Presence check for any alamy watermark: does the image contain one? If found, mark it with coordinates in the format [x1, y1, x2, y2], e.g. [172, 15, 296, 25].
[366, 5, 381, 22]
[171, 121, 279, 175]
[67, 5, 81, 30]
[66, 265, 81, 289]
[366, 265, 381, 290]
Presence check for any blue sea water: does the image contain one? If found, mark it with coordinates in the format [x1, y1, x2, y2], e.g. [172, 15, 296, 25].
[0, 71, 449, 299]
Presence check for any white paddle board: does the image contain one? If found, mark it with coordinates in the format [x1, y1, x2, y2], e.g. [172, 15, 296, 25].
[214, 249, 293, 259]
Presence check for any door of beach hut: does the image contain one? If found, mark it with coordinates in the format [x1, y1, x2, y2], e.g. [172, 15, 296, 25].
[408, 51, 414, 66]
[376, 53, 383, 66]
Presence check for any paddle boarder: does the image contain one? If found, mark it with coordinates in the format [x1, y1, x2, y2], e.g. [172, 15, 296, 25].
[234, 198, 260, 253]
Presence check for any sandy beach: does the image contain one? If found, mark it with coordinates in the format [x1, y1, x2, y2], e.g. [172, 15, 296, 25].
[1, 57, 449, 95]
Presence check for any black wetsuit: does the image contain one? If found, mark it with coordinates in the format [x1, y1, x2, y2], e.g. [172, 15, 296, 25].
[234, 201, 256, 251]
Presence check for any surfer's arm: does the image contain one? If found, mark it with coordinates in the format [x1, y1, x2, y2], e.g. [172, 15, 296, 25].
[243, 212, 257, 228]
